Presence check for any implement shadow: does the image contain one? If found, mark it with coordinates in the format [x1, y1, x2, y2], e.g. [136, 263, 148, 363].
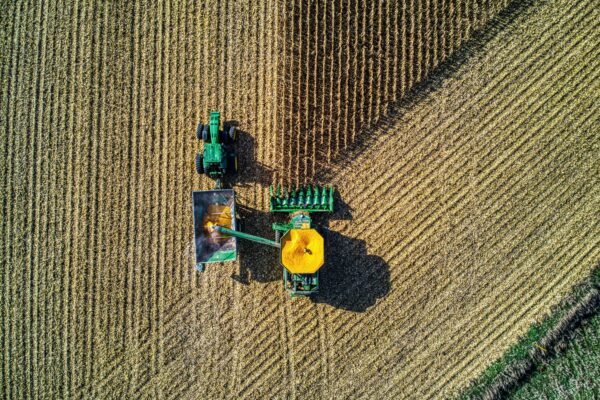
[312, 228, 390, 312]
[222, 121, 274, 188]
[230, 194, 390, 313]
[231, 206, 280, 284]
[311, 196, 390, 312]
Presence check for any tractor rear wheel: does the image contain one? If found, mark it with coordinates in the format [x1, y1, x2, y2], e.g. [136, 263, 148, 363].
[196, 123, 204, 140]
[227, 154, 238, 175]
[219, 130, 229, 144]
[195, 154, 204, 174]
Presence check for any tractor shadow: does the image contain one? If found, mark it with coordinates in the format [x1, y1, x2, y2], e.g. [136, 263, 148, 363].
[223, 121, 274, 188]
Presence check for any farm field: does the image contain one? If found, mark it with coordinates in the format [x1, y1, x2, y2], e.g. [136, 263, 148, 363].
[1, 0, 599, 399]
[509, 312, 600, 399]
[461, 269, 600, 398]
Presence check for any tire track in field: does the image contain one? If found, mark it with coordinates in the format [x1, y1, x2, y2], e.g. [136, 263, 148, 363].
[36, 0, 57, 394]
[61, 1, 82, 395]
[82, 2, 107, 393]
[131, 4, 158, 393]
[73, 1, 96, 393]
[44, 3, 67, 393]
[101, 2, 133, 393]
[122, 0, 141, 395]
[35, 0, 51, 393]
[10, 2, 27, 397]
[5, 1, 21, 394]
[151, 0, 168, 392]
[0, 1, 17, 389]
[44, 1, 72, 394]
[92, 1, 131, 393]
[28, 0, 48, 397]
[0, 1, 17, 392]
[17, 2, 37, 397]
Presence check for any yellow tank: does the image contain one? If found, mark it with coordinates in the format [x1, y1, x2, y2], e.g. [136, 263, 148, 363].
[280, 229, 325, 274]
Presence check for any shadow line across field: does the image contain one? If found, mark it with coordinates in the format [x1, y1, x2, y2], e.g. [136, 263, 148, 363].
[314, 0, 540, 184]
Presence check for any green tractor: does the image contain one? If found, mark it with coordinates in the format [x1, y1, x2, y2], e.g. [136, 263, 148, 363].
[195, 111, 238, 188]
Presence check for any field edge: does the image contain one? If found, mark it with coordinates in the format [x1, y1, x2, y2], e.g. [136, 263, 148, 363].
[458, 265, 600, 399]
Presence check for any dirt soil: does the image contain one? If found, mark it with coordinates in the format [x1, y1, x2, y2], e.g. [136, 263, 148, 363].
[1, 0, 598, 399]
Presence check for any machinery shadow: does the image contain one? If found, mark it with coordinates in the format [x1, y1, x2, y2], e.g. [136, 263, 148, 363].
[230, 206, 280, 284]
[223, 121, 274, 188]
[313, 229, 390, 313]
[230, 195, 389, 312]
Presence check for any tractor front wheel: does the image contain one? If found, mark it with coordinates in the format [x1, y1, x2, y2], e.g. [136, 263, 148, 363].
[195, 154, 204, 174]
[196, 123, 204, 140]
[202, 126, 210, 143]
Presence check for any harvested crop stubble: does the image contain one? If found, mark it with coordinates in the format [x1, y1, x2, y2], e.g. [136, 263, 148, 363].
[0, 0, 598, 399]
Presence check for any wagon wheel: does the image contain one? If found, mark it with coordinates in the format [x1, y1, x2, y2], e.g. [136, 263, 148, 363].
[195, 154, 204, 174]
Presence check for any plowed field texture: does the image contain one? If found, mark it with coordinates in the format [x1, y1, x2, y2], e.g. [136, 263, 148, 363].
[1, 0, 598, 399]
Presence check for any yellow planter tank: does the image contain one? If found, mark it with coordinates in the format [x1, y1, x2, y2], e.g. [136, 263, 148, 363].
[280, 229, 325, 274]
